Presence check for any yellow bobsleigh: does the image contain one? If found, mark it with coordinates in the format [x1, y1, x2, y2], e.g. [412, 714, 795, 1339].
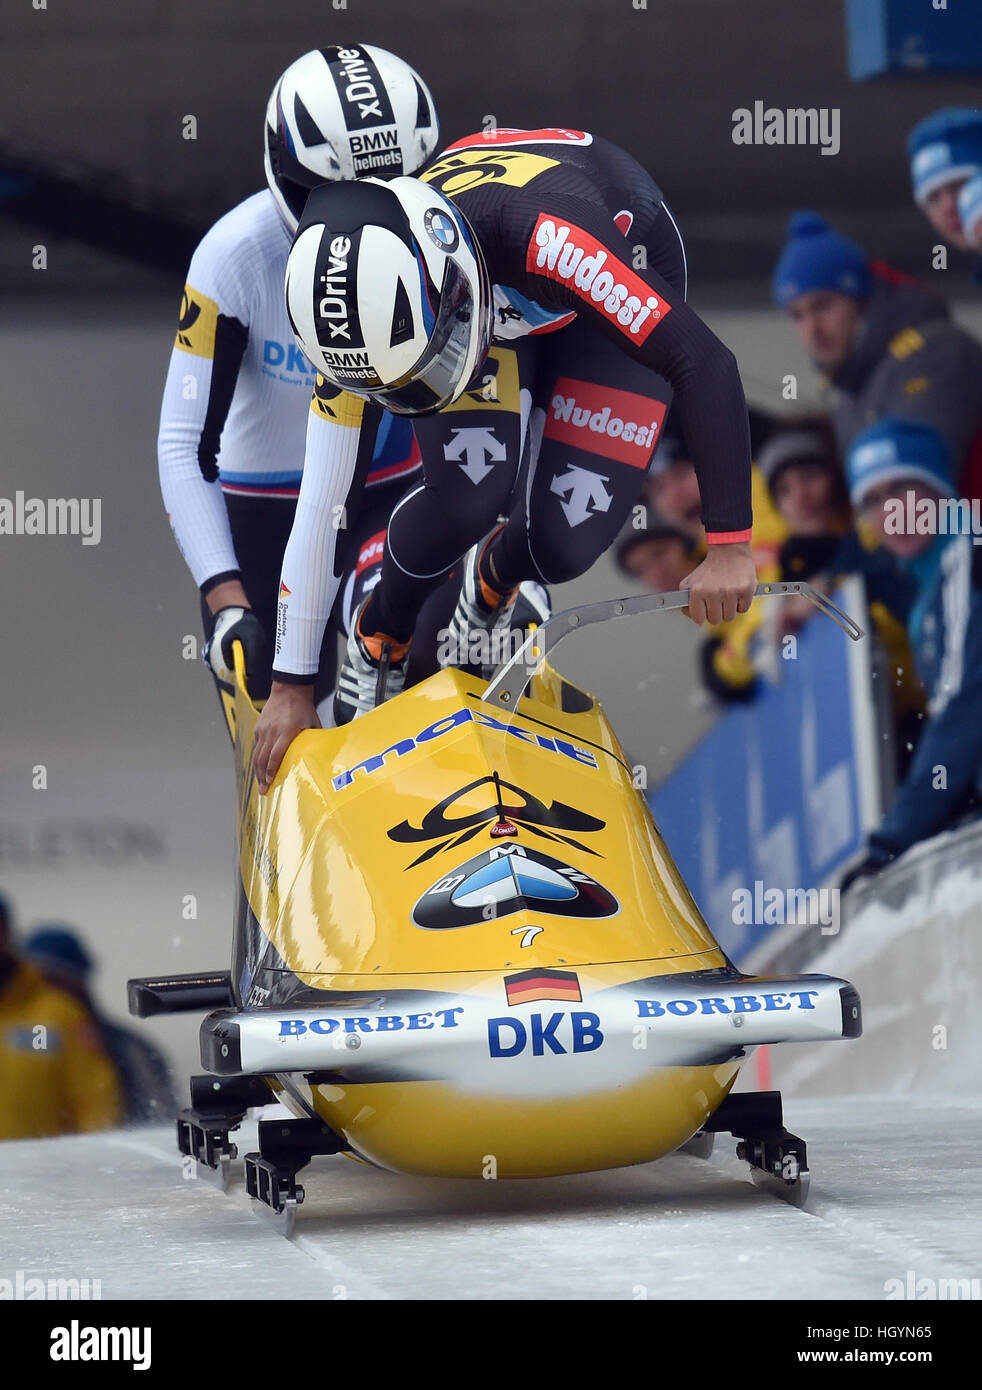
[130, 582, 863, 1226]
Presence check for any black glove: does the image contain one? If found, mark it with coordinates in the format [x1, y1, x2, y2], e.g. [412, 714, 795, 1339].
[203, 607, 267, 686]
[839, 845, 895, 895]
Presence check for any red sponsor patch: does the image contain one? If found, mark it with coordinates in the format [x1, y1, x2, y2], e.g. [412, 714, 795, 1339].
[525, 214, 672, 344]
[446, 127, 591, 151]
[544, 377, 666, 467]
[613, 209, 634, 236]
[355, 529, 386, 578]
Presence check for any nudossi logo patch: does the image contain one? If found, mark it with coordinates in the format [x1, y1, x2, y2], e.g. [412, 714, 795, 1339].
[526, 215, 672, 343]
[545, 378, 665, 467]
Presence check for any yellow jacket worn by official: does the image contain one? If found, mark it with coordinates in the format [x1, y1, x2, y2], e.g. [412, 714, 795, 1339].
[0, 961, 123, 1140]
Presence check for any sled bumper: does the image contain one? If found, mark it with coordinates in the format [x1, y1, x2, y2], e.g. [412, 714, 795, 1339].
[199, 971, 861, 1084]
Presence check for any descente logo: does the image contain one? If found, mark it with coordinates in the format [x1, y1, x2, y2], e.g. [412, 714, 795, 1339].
[526, 215, 671, 343]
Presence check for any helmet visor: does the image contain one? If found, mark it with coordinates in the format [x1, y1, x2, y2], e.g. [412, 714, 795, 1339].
[366, 254, 491, 416]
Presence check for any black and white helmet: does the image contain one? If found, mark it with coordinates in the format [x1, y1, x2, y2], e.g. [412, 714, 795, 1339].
[285, 176, 493, 415]
[264, 45, 439, 233]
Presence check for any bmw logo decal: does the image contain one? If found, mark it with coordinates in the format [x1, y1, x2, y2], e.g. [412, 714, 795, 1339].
[412, 843, 620, 930]
[423, 208, 460, 253]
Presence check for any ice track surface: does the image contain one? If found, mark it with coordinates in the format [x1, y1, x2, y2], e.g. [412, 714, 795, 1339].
[0, 1097, 979, 1300]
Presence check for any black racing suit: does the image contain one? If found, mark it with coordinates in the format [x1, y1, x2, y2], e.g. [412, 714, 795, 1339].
[355, 128, 753, 641]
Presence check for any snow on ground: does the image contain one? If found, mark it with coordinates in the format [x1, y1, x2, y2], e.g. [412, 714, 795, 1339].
[0, 1098, 979, 1300]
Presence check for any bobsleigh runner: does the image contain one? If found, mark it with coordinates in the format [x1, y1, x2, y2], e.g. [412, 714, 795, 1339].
[129, 581, 864, 1232]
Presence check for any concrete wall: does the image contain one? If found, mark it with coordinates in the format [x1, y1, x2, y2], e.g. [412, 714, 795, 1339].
[764, 821, 982, 1100]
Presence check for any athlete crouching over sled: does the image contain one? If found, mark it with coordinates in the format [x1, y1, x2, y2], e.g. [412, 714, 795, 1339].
[254, 127, 757, 791]
[158, 45, 440, 722]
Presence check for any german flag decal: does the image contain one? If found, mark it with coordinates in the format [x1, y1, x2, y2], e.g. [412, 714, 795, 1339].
[505, 968, 582, 1007]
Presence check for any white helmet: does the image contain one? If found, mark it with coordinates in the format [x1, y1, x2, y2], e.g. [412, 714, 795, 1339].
[285, 176, 493, 415]
[263, 45, 439, 232]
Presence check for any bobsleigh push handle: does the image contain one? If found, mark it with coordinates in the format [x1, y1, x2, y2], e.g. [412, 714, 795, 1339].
[481, 580, 864, 711]
[232, 638, 249, 692]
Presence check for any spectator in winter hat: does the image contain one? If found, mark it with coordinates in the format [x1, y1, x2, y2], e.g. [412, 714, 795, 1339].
[759, 419, 850, 545]
[957, 173, 982, 253]
[774, 210, 982, 496]
[841, 419, 982, 889]
[762, 421, 925, 767]
[773, 211, 872, 372]
[25, 926, 178, 1126]
[0, 897, 122, 1140]
[907, 107, 982, 251]
[762, 418, 854, 621]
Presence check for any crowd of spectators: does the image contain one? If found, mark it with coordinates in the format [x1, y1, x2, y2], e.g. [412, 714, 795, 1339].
[619, 107, 982, 888]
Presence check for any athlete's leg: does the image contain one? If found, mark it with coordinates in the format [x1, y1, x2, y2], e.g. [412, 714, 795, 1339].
[361, 343, 536, 642]
[486, 322, 673, 588]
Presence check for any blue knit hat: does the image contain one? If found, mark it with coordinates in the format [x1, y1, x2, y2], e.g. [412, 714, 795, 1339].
[846, 420, 954, 507]
[772, 212, 871, 308]
[907, 108, 982, 206]
[958, 173, 982, 247]
[25, 926, 93, 979]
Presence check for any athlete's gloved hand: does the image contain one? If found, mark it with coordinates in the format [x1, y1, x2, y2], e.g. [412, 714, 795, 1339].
[204, 607, 267, 686]
[680, 539, 757, 626]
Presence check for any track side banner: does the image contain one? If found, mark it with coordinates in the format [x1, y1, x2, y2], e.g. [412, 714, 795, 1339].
[650, 580, 880, 962]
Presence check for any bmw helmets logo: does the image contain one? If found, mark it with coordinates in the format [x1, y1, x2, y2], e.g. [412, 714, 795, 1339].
[423, 207, 460, 252]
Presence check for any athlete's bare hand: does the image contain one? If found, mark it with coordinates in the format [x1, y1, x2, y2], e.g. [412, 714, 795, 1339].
[253, 682, 320, 795]
[680, 540, 757, 626]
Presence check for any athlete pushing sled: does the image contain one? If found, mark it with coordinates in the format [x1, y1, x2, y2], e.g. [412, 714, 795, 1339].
[254, 126, 758, 789]
[158, 45, 439, 721]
